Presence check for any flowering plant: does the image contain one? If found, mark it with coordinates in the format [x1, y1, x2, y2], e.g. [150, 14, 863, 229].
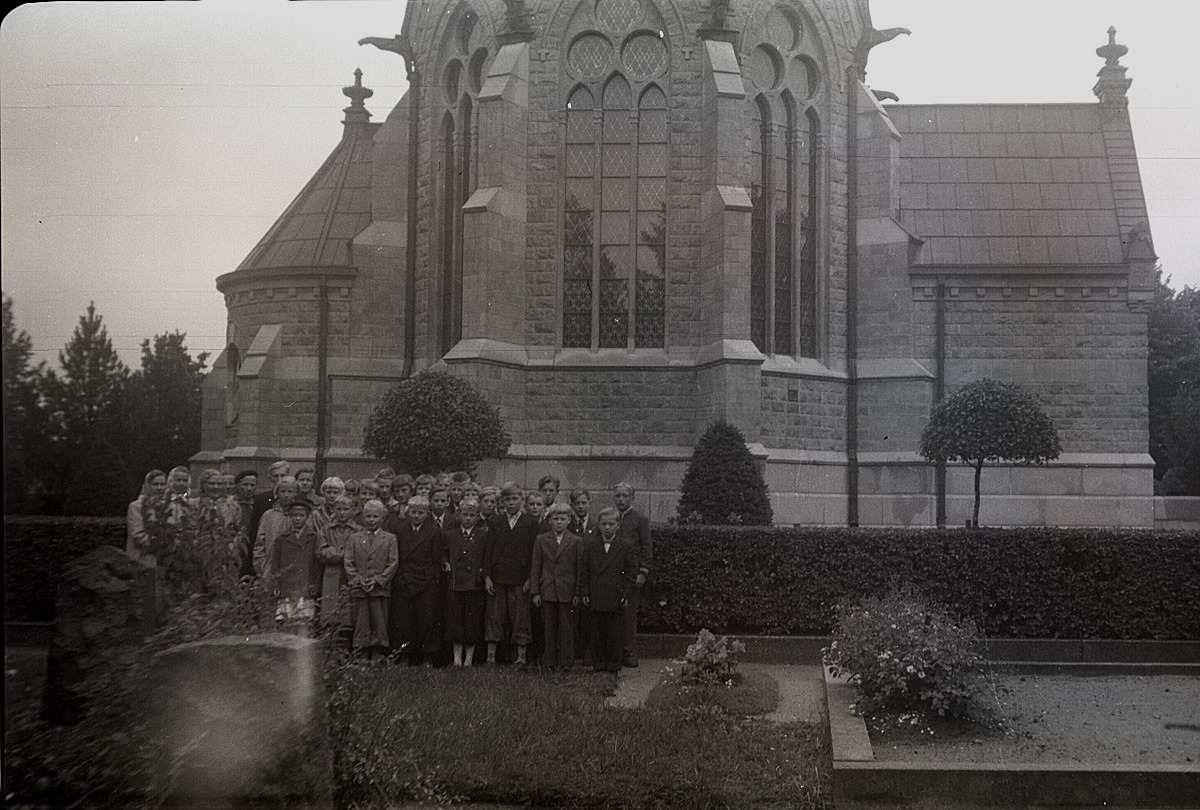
[822, 587, 994, 723]
[681, 628, 746, 685]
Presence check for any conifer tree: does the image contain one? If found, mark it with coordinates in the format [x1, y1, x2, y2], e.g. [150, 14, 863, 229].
[3, 295, 46, 512]
[46, 302, 130, 450]
[676, 419, 773, 525]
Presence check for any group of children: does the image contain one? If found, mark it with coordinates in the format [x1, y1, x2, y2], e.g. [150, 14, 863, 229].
[247, 469, 653, 672]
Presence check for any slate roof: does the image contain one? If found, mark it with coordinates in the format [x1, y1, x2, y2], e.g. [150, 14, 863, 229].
[889, 104, 1125, 266]
[235, 123, 379, 273]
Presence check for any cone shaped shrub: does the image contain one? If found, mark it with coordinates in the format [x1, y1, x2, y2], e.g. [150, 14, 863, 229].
[676, 419, 773, 525]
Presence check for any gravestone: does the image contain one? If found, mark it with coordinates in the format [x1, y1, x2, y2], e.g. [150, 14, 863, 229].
[41, 544, 155, 725]
[146, 633, 331, 808]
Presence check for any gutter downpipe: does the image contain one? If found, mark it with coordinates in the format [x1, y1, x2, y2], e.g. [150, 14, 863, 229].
[845, 65, 860, 527]
[935, 279, 946, 527]
[315, 283, 330, 482]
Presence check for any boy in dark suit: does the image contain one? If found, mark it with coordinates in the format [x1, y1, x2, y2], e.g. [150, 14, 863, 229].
[581, 507, 637, 674]
[444, 496, 487, 667]
[613, 482, 652, 668]
[484, 481, 539, 666]
[388, 495, 447, 666]
[430, 486, 459, 532]
[568, 488, 597, 664]
[345, 500, 398, 657]
[530, 503, 583, 670]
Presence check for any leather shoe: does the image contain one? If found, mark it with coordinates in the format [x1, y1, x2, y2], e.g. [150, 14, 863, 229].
[623, 655, 638, 668]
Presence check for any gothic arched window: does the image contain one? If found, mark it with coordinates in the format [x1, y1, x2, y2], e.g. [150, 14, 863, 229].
[437, 7, 488, 356]
[562, 2, 669, 350]
[746, 13, 824, 359]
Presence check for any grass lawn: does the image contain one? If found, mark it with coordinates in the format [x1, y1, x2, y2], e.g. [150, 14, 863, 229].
[329, 663, 830, 809]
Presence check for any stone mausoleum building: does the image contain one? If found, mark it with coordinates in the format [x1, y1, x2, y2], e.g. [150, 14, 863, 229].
[196, 0, 1158, 526]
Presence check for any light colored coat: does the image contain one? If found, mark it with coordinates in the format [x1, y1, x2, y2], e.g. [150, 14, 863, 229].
[344, 528, 399, 597]
[530, 530, 584, 603]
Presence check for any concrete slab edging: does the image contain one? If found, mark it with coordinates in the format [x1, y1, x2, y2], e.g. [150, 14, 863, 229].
[821, 666, 1200, 809]
[635, 633, 1200, 665]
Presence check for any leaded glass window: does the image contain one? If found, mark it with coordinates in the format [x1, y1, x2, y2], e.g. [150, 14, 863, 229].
[562, 73, 668, 350]
[750, 98, 769, 352]
[798, 107, 819, 358]
[749, 92, 820, 358]
[564, 86, 596, 349]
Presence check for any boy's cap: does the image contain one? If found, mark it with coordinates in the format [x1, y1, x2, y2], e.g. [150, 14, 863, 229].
[287, 500, 313, 514]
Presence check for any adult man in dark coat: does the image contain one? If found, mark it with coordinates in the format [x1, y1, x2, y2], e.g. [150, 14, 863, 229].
[387, 495, 447, 666]
[613, 482, 652, 667]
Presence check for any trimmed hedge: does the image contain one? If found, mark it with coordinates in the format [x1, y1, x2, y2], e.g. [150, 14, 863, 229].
[7, 519, 1200, 639]
[641, 526, 1200, 640]
[4, 517, 125, 622]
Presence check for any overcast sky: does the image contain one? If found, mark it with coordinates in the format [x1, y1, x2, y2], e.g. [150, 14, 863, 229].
[2, 0, 1197, 368]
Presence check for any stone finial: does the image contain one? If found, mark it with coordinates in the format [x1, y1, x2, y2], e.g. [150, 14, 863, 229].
[1093, 26, 1132, 108]
[1096, 25, 1128, 66]
[342, 68, 373, 129]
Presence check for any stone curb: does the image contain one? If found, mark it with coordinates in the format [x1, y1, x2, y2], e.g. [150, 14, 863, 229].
[637, 633, 1200, 665]
[822, 666, 1200, 809]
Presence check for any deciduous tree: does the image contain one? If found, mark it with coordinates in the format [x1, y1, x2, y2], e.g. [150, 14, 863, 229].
[1148, 270, 1200, 493]
[919, 378, 1061, 527]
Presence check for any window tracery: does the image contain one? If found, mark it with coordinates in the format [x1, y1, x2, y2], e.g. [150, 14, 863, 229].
[437, 6, 490, 356]
[746, 7, 824, 359]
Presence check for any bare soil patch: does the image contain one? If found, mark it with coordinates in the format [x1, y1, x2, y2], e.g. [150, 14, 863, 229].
[870, 672, 1200, 765]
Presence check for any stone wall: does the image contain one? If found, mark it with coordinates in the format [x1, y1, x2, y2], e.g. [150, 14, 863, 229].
[523, 367, 696, 446]
[913, 294, 1149, 454]
[760, 373, 846, 451]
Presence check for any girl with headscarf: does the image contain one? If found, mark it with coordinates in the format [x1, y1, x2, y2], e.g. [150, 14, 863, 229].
[126, 470, 167, 566]
[254, 476, 299, 576]
[316, 494, 360, 641]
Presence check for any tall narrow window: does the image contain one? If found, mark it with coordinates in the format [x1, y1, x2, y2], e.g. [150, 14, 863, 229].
[564, 86, 597, 348]
[599, 75, 632, 348]
[635, 86, 666, 348]
[562, 68, 669, 350]
[774, 99, 795, 355]
[797, 108, 819, 357]
[454, 97, 473, 346]
[749, 97, 770, 352]
[440, 115, 457, 355]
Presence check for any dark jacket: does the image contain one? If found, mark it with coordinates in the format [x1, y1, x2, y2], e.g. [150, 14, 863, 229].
[569, 512, 597, 540]
[392, 520, 446, 596]
[484, 511, 539, 586]
[580, 534, 637, 613]
[617, 507, 653, 579]
[268, 524, 322, 599]
[445, 524, 488, 592]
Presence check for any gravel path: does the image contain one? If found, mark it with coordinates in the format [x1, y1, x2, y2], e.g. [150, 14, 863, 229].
[872, 673, 1200, 765]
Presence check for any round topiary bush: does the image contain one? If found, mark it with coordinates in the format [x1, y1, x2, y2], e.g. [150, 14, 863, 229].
[361, 370, 511, 475]
[676, 419, 773, 525]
